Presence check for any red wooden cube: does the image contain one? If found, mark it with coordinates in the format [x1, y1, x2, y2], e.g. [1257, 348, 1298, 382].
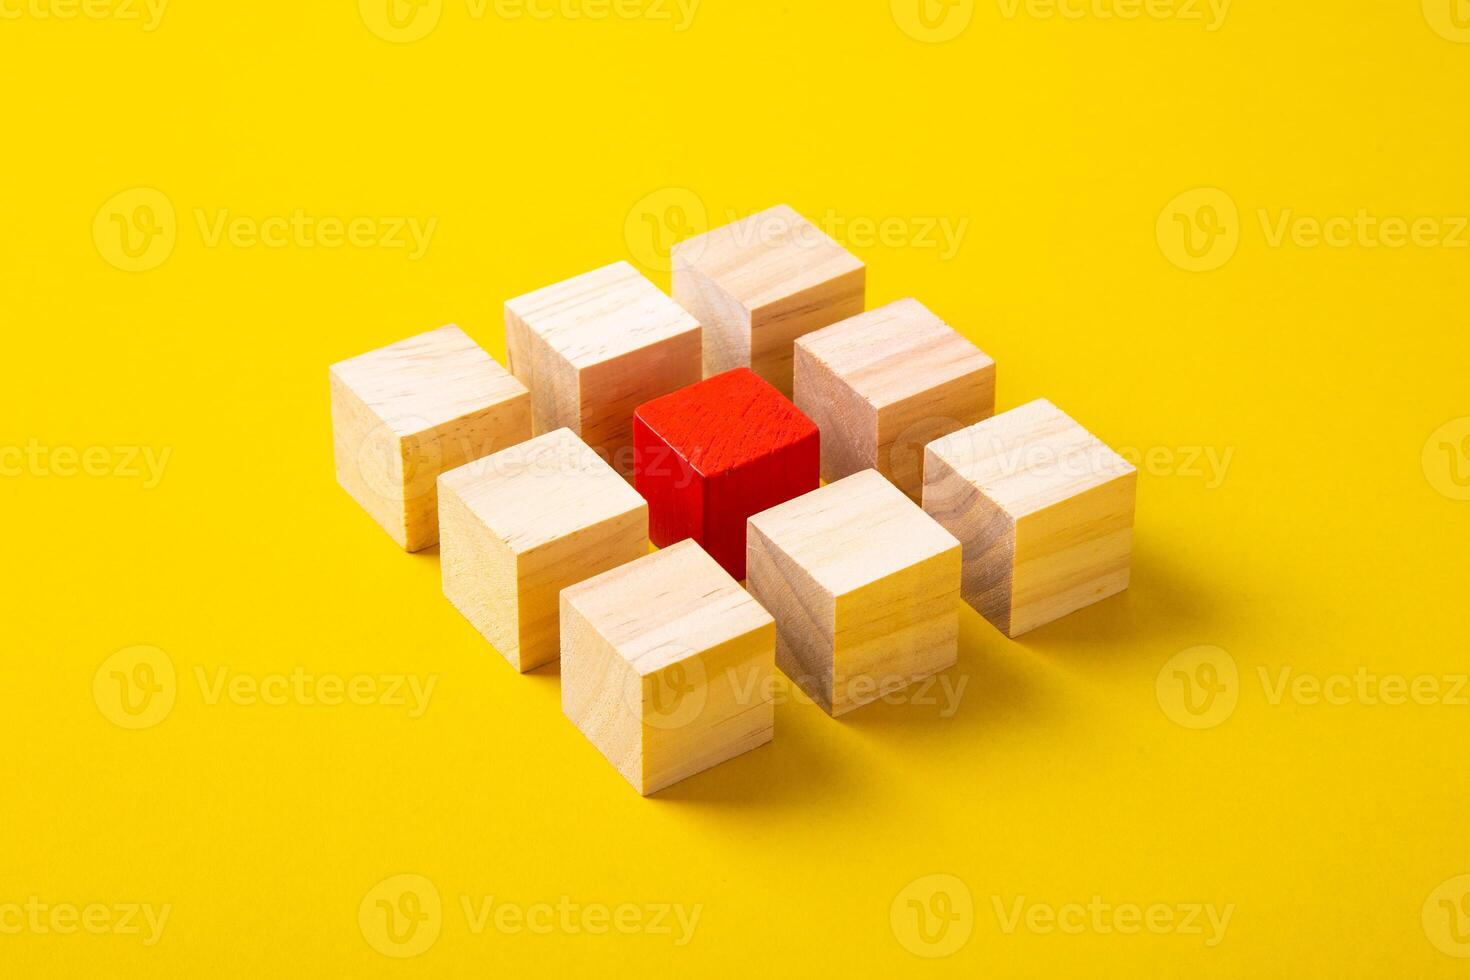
[633, 368, 819, 580]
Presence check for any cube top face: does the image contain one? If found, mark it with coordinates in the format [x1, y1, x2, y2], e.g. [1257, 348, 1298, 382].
[634, 368, 818, 476]
[329, 324, 527, 437]
[672, 204, 864, 314]
[562, 540, 773, 676]
[438, 427, 644, 555]
[505, 261, 699, 370]
[926, 399, 1135, 519]
[796, 299, 994, 411]
[748, 470, 960, 598]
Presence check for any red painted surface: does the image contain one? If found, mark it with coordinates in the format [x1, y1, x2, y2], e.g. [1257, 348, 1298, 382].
[634, 368, 820, 579]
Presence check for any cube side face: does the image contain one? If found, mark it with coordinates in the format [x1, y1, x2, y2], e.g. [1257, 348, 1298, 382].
[561, 596, 644, 791]
[641, 622, 776, 795]
[923, 449, 1019, 634]
[330, 370, 411, 548]
[513, 504, 650, 671]
[673, 264, 753, 381]
[578, 329, 702, 479]
[703, 428, 819, 580]
[746, 524, 838, 713]
[1009, 472, 1136, 636]
[633, 412, 707, 550]
[520, 324, 582, 440]
[560, 540, 776, 795]
[793, 342, 879, 487]
[399, 392, 533, 552]
[875, 362, 997, 502]
[831, 548, 961, 716]
[439, 481, 522, 666]
[749, 266, 866, 397]
[504, 306, 536, 404]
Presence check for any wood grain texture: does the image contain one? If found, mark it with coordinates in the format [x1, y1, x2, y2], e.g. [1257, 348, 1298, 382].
[505, 261, 702, 477]
[561, 539, 776, 795]
[922, 399, 1136, 637]
[671, 204, 865, 395]
[329, 324, 530, 551]
[438, 427, 648, 671]
[633, 368, 819, 580]
[746, 469, 961, 717]
[794, 298, 996, 501]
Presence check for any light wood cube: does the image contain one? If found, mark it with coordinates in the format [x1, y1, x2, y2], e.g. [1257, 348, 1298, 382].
[438, 428, 648, 672]
[746, 470, 961, 717]
[505, 261, 701, 478]
[672, 204, 865, 396]
[923, 399, 1137, 637]
[794, 298, 996, 501]
[330, 324, 531, 551]
[561, 539, 776, 795]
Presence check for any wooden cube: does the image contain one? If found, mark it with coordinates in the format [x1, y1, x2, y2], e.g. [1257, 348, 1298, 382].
[633, 367, 819, 581]
[438, 428, 648, 671]
[330, 324, 531, 551]
[746, 470, 961, 717]
[672, 204, 865, 396]
[561, 539, 776, 795]
[923, 399, 1137, 637]
[505, 261, 702, 478]
[794, 298, 996, 502]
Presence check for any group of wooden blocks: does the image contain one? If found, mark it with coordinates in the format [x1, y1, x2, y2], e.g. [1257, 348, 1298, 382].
[330, 204, 1137, 794]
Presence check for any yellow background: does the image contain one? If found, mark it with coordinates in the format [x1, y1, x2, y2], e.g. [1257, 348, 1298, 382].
[3, 0, 1468, 975]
